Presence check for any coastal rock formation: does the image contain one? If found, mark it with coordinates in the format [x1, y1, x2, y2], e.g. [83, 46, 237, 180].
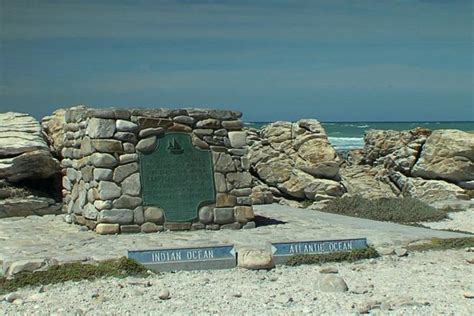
[248, 119, 344, 201]
[411, 130, 474, 188]
[340, 165, 399, 200]
[41, 108, 67, 156]
[0, 112, 62, 218]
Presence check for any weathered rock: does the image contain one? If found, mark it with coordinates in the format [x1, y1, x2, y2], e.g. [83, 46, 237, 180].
[0, 150, 60, 182]
[317, 275, 348, 292]
[116, 119, 138, 132]
[226, 172, 252, 189]
[138, 127, 165, 139]
[144, 206, 164, 224]
[93, 168, 113, 181]
[4, 259, 46, 277]
[113, 195, 142, 209]
[412, 130, 474, 184]
[237, 248, 274, 270]
[228, 131, 247, 148]
[90, 153, 118, 168]
[95, 223, 120, 234]
[136, 136, 157, 153]
[234, 206, 254, 222]
[216, 193, 237, 207]
[141, 222, 161, 233]
[91, 139, 123, 153]
[198, 204, 215, 224]
[113, 162, 139, 183]
[214, 172, 227, 192]
[213, 207, 234, 224]
[98, 209, 133, 224]
[86, 118, 115, 138]
[390, 171, 469, 204]
[121, 173, 141, 196]
[98, 181, 121, 200]
[41, 108, 66, 155]
[222, 120, 244, 131]
[196, 119, 221, 129]
[340, 165, 399, 200]
[213, 152, 236, 173]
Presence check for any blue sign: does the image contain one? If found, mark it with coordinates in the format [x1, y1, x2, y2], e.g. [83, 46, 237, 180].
[128, 245, 236, 272]
[271, 238, 368, 259]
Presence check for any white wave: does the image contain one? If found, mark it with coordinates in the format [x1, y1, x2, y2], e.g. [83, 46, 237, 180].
[328, 137, 364, 150]
[357, 125, 369, 128]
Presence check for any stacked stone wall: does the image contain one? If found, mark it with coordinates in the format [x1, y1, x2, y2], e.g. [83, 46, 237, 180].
[61, 106, 255, 234]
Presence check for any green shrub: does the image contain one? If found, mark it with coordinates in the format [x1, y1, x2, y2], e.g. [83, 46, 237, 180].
[407, 237, 474, 252]
[320, 195, 448, 224]
[286, 247, 379, 266]
[0, 257, 148, 295]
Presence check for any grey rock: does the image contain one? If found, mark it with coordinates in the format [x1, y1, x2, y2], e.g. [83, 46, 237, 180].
[91, 139, 123, 153]
[208, 109, 241, 120]
[83, 203, 99, 220]
[228, 148, 248, 156]
[93, 168, 113, 181]
[193, 129, 214, 137]
[98, 209, 134, 224]
[222, 120, 244, 131]
[94, 200, 112, 210]
[98, 181, 121, 200]
[237, 248, 274, 270]
[116, 119, 138, 132]
[122, 173, 141, 196]
[144, 206, 164, 224]
[173, 115, 195, 125]
[192, 135, 210, 149]
[113, 195, 142, 209]
[4, 259, 46, 277]
[0, 150, 60, 182]
[214, 172, 227, 192]
[317, 275, 348, 292]
[243, 221, 256, 229]
[213, 207, 234, 224]
[119, 153, 138, 164]
[123, 142, 135, 153]
[226, 172, 252, 189]
[86, 118, 115, 138]
[212, 152, 236, 173]
[229, 131, 247, 148]
[237, 197, 252, 205]
[114, 132, 137, 144]
[196, 119, 221, 129]
[319, 267, 339, 274]
[395, 248, 408, 257]
[139, 127, 165, 139]
[113, 162, 139, 183]
[136, 136, 157, 153]
[158, 288, 170, 300]
[90, 153, 118, 168]
[141, 222, 160, 233]
[198, 204, 215, 224]
[214, 129, 228, 136]
[216, 193, 237, 207]
[230, 188, 252, 196]
[133, 206, 145, 225]
[191, 222, 206, 230]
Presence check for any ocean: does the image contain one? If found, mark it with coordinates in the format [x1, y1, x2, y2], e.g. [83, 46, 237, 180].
[245, 121, 474, 151]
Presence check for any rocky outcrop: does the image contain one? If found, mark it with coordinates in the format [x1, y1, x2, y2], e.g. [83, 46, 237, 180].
[411, 130, 474, 188]
[248, 119, 345, 201]
[41, 108, 67, 156]
[340, 165, 399, 200]
[0, 112, 62, 218]
[0, 112, 60, 181]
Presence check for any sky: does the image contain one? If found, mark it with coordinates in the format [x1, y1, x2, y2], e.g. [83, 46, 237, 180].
[0, 0, 472, 122]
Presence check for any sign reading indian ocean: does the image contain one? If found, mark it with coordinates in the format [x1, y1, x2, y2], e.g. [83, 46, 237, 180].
[139, 132, 215, 222]
[128, 245, 236, 272]
[271, 238, 368, 264]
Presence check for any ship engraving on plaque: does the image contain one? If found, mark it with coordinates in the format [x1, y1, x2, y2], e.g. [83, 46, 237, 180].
[139, 132, 215, 222]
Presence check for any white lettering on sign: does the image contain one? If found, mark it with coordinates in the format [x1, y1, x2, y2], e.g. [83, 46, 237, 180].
[186, 249, 214, 260]
[150, 249, 215, 262]
[151, 251, 182, 262]
[288, 241, 353, 254]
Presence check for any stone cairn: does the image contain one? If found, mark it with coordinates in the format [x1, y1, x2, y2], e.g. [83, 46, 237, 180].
[60, 106, 255, 234]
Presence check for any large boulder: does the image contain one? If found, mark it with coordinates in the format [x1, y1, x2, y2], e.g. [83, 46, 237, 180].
[0, 112, 60, 181]
[0, 112, 62, 218]
[340, 165, 399, 200]
[363, 128, 431, 174]
[389, 171, 469, 205]
[41, 108, 67, 156]
[411, 130, 474, 187]
[248, 119, 344, 200]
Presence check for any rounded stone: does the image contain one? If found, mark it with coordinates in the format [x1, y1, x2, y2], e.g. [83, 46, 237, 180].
[93, 168, 113, 181]
[198, 204, 215, 224]
[317, 275, 348, 292]
[136, 136, 157, 153]
[90, 153, 118, 168]
[213, 207, 234, 224]
[98, 209, 134, 224]
[141, 222, 160, 233]
[95, 223, 120, 235]
[144, 206, 164, 224]
[116, 119, 138, 132]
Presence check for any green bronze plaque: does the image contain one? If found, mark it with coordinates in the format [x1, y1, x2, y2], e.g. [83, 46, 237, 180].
[139, 132, 215, 222]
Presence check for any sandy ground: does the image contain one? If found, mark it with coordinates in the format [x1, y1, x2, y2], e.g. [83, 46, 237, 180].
[2, 249, 473, 315]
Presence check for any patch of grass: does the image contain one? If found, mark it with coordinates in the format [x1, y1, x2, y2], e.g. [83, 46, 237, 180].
[406, 237, 474, 252]
[300, 200, 313, 208]
[320, 195, 448, 224]
[286, 246, 379, 266]
[0, 257, 148, 295]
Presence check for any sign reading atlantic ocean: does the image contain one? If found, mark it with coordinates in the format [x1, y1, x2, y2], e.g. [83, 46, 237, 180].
[139, 132, 215, 222]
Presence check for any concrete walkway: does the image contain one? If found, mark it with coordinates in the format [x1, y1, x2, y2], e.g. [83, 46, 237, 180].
[0, 204, 470, 274]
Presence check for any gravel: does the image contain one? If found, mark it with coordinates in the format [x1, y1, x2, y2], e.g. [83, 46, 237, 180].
[2, 249, 473, 315]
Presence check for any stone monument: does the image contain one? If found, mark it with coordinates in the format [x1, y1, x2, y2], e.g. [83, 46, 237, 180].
[60, 106, 255, 234]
